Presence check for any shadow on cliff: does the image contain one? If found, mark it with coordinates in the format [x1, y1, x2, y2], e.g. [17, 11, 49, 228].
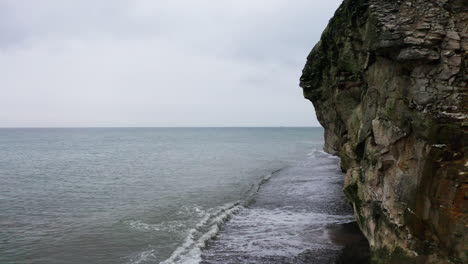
[329, 222, 370, 264]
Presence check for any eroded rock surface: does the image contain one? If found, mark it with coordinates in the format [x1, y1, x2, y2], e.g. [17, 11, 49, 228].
[300, 0, 467, 263]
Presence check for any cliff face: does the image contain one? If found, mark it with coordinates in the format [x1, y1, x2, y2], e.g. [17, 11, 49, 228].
[299, 0, 467, 263]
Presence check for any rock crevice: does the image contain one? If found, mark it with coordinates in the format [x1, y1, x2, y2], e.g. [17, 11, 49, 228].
[300, 0, 467, 263]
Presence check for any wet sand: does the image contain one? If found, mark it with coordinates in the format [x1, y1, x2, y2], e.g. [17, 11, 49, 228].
[262, 222, 371, 264]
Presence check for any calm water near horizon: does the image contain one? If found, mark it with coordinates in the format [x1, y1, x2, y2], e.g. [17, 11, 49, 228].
[0, 127, 359, 264]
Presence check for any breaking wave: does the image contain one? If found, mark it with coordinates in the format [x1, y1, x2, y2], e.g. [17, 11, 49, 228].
[159, 202, 243, 264]
[128, 169, 285, 264]
[159, 168, 287, 264]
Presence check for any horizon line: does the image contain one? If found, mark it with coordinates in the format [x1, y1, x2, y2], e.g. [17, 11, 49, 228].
[0, 126, 323, 129]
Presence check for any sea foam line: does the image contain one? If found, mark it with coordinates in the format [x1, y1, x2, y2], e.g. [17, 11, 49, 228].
[160, 169, 287, 264]
[130, 169, 282, 264]
[159, 202, 243, 264]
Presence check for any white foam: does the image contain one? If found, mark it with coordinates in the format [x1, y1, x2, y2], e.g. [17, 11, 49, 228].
[126, 219, 185, 233]
[158, 202, 244, 264]
[307, 149, 339, 160]
[178, 205, 206, 218]
[203, 208, 355, 258]
[128, 248, 158, 264]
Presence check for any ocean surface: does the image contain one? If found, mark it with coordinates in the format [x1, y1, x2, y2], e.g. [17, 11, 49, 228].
[0, 127, 362, 264]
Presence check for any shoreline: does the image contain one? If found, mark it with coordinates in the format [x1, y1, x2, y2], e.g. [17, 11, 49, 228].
[199, 150, 371, 264]
[327, 222, 370, 264]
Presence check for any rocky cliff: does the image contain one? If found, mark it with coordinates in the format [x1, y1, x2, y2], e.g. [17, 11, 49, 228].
[299, 0, 467, 263]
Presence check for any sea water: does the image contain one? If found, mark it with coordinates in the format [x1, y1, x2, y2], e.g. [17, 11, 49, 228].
[0, 127, 356, 264]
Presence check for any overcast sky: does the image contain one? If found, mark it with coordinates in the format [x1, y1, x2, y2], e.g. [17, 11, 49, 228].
[0, 0, 342, 127]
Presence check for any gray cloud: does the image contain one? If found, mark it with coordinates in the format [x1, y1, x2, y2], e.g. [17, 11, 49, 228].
[0, 0, 342, 127]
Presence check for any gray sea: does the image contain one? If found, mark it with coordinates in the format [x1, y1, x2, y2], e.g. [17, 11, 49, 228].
[0, 128, 366, 264]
